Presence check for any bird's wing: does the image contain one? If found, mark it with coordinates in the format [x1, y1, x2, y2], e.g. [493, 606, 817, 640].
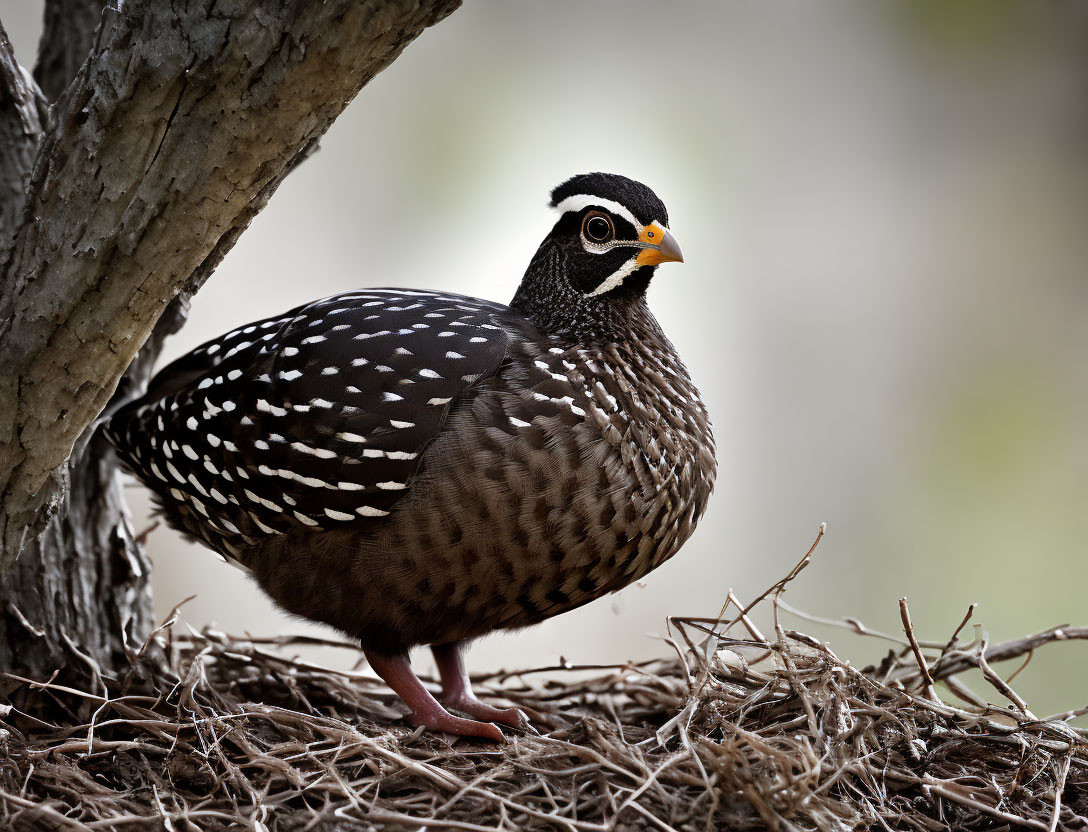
[108, 289, 511, 548]
[141, 304, 311, 402]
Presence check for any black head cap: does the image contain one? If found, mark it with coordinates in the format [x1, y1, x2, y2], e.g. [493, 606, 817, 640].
[550, 172, 669, 228]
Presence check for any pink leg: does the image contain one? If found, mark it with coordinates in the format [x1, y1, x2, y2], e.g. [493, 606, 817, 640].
[365, 650, 504, 741]
[431, 642, 525, 730]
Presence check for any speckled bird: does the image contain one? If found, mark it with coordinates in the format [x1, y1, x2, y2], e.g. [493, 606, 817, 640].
[107, 173, 717, 740]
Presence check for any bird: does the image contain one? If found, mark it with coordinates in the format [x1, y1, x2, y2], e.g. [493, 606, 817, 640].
[106, 173, 717, 740]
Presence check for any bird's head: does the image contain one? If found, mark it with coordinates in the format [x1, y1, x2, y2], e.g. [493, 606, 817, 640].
[547, 172, 683, 297]
[513, 173, 683, 337]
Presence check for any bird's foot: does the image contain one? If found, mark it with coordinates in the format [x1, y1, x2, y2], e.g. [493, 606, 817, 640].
[407, 700, 506, 742]
[365, 649, 507, 741]
[442, 695, 526, 730]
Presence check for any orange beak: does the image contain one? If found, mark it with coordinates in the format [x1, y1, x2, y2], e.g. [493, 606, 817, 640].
[635, 221, 684, 267]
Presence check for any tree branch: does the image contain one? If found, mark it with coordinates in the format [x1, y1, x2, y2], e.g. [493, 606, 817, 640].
[34, 0, 105, 102]
[0, 0, 461, 566]
[0, 19, 47, 260]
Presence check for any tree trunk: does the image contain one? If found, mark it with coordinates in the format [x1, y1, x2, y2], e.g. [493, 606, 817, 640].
[0, 441, 154, 680]
[0, 0, 460, 680]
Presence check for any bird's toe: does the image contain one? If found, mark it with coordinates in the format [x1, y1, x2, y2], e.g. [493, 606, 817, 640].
[444, 697, 527, 730]
[408, 707, 506, 742]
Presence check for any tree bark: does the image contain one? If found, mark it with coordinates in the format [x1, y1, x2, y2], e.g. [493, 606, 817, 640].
[0, 0, 460, 679]
[33, 0, 102, 102]
[0, 19, 46, 261]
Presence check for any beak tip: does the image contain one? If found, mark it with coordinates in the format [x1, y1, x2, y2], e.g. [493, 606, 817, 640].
[659, 230, 684, 265]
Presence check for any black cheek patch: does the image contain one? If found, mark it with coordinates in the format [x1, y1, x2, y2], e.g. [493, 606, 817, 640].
[569, 246, 637, 296]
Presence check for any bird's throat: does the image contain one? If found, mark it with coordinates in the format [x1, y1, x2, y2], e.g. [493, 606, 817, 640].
[511, 245, 656, 342]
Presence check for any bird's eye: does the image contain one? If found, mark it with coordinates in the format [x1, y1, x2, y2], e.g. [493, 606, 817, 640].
[582, 212, 614, 244]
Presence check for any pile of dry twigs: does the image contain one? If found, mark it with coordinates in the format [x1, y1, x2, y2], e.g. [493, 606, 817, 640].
[3, 528, 1087, 831]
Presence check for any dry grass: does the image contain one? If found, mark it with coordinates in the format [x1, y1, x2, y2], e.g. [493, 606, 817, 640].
[3, 527, 1088, 831]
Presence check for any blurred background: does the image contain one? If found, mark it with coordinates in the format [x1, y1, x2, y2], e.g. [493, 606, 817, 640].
[5, 1, 1087, 716]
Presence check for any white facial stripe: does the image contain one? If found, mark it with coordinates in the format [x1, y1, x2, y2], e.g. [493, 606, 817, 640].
[587, 256, 640, 297]
[554, 194, 642, 234]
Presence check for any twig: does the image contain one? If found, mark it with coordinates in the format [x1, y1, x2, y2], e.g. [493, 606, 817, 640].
[928, 603, 976, 681]
[134, 519, 161, 545]
[976, 639, 1034, 718]
[899, 598, 937, 702]
[719, 523, 826, 639]
[928, 626, 1088, 681]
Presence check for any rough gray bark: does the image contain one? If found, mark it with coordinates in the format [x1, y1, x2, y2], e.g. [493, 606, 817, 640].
[34, 0, 102, 102]
[0, 21, 46, 262]
[0, 0, 460, 678]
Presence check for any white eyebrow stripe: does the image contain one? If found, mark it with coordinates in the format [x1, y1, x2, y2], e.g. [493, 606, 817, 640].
[586, 256, 641, 297]
[553, 194, 644, 233]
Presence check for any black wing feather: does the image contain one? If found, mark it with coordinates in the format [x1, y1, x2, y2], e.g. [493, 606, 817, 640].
[108, 289, 511, 553]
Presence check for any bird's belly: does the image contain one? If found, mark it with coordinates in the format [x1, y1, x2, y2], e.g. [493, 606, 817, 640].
[351, 406, 705, 645]
[240, 434, 648, 651]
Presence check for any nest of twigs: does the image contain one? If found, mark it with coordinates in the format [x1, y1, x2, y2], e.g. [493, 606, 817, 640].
[3, 529, 1088, 831]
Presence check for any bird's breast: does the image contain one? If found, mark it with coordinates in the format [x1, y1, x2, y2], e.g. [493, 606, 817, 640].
[379, 334, 717, 640]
